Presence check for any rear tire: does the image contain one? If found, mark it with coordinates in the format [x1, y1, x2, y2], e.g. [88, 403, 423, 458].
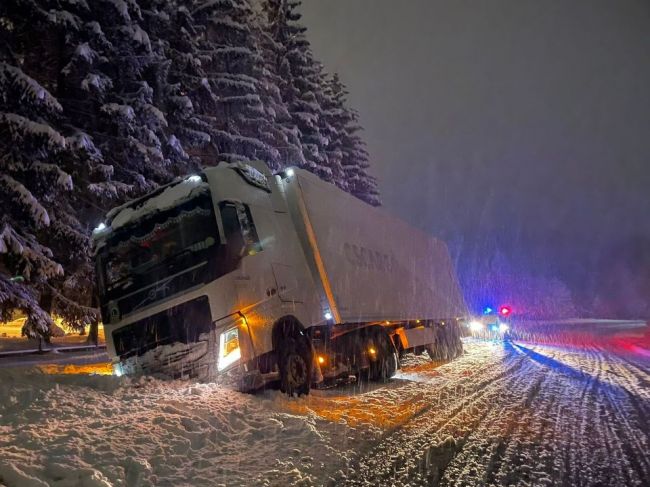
[426, 321, 463, 361]
[368, 329, 398, 381]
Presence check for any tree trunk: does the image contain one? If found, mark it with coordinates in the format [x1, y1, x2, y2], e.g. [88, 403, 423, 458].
[39, 288, 54, 343]
[87, 293, 99, 346]
[87, 321, 99, 347]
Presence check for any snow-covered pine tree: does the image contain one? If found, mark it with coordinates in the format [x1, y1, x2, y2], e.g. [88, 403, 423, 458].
[325, 73, 380, 205]
[320, 73, 348, 192]
[173, 0, 278, 166]
[53, 0, 205, 334]
[1, 0, 198, 336]
[0, 0, 116, 336]
[1, 0, 381, 338]
[70, 0, 187, 197]
[0, 59, 73, 337]
[254, 4, 305, 171]
[139, 0, 212, 163]
[262, 0, 334, 178]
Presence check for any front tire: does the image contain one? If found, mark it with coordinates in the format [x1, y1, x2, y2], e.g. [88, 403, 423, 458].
[279, 337, 312, 396]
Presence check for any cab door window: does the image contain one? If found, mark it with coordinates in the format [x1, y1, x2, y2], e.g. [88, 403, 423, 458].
[219, 202, 262, 257]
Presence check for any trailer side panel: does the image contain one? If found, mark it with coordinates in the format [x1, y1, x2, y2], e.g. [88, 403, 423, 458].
[290, 171, 467, 323]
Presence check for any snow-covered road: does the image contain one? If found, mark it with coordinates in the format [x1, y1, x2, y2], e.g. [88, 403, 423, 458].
[1, 337, 648, 487]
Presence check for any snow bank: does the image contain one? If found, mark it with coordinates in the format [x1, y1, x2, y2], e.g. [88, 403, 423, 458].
[0, 366, 359, 486]
[0, 342, 491, 486]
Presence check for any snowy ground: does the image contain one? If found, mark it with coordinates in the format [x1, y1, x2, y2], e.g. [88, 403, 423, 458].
[1, 326, 649, 487]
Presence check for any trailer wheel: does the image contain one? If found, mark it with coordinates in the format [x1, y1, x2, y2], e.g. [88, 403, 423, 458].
[426, 321, 463, 361]
[279, 337, 312, 396]
[368, 329, 398, 381]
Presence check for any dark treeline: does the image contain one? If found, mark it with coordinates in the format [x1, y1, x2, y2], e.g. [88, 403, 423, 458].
[0, 0, 379, 338]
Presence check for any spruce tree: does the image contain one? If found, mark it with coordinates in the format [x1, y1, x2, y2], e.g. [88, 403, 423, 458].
[325, 74, 380, 206]
[1, 0, 197, 336]
[54, 0, 200, 333]
[0, 62, 75, 337]
[175, 0, 277, 166]
[0, 0, 105, 337]
[263, 0, 331, 176]
[139, 0, 212, 162]
[254, 6, 305, 171]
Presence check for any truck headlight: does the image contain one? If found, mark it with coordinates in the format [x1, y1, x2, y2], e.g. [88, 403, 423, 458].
[218, 327, 241, 371]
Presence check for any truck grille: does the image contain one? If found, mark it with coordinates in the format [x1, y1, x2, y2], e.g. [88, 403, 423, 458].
[112, 296, 212, 359]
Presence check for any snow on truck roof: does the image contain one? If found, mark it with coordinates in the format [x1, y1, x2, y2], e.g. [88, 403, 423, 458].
[92, 175, 208, 243]
[93, 162, 272, 241]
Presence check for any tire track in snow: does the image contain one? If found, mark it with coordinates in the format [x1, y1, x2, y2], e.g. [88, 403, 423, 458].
[504, 343, 647, 487]
[336, 343, 533, 486]
[339, 341, 650, 487]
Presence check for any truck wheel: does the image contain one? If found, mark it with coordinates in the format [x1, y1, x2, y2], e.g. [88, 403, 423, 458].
[427, 322, 463, 361]
[368, 330, 398, 381]
[279, 337, 311, 396]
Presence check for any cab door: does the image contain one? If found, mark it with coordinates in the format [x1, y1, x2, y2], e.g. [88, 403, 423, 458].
[219, 201, 274, 308]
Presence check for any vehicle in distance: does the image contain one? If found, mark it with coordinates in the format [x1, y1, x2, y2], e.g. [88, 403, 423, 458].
[93, 161, 467, 394]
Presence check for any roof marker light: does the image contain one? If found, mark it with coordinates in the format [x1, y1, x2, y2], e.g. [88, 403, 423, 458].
[93, 222, 108, 236]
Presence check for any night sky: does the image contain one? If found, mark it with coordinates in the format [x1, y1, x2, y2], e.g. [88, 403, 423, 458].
[300, 0, 650, 312]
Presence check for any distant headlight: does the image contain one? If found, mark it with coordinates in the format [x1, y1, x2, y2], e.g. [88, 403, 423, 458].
[469, 320, 484, 332]
[499, 323, 509, 333]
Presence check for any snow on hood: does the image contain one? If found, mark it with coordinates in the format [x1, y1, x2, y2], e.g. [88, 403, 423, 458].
[106, 176, 209, 233]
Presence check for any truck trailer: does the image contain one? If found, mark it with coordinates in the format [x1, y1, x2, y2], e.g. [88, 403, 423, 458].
[93, 161, 467, 394]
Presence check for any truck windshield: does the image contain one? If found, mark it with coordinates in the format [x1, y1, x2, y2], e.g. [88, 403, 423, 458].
[103, 199, 216, 292]
[97, 192, 229, 319]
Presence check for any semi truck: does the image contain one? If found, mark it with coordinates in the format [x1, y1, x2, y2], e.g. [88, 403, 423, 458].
[93, 161, 467, 394]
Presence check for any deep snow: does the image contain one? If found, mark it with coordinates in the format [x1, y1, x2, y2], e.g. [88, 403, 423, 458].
[1, 336, 648, 487]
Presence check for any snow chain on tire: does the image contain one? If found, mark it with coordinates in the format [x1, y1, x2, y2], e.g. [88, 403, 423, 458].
[279, 336, 312, 396]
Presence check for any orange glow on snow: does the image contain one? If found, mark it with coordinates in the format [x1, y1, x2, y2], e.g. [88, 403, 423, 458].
[38, 362, 113, 375]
